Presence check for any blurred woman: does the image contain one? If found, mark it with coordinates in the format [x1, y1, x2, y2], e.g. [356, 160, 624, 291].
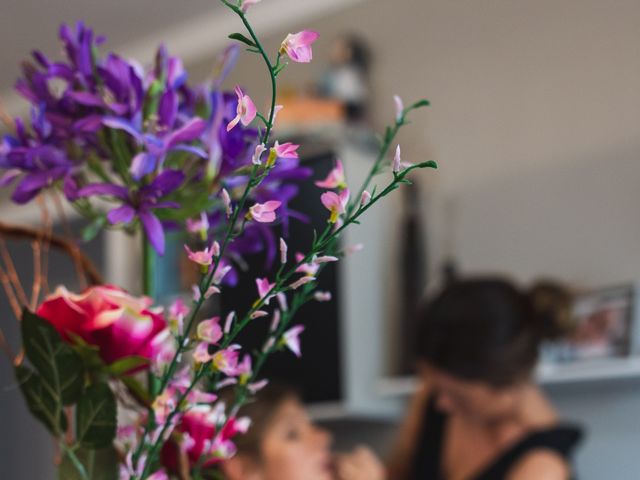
[220, 384, 385, 480]
[388, 278, 583, 480]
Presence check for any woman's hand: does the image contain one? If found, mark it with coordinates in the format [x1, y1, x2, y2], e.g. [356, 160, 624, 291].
[335, 446, 386, 480]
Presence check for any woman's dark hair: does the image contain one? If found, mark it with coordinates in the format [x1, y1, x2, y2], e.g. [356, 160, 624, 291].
[416, 277, 572, 387]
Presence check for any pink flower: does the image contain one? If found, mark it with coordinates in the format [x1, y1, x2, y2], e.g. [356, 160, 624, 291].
[36, 285, 168, 367]
[204, 285, 220, 299]
[256, 277, 276, 305]
[252, 143, 266, 165]
[213, 263, 233, 285]
[321, 189, 350, 224]
[289, 276, 315, 290]
[168, 298, 189, 335]
[150, 329, 177, 375]
[273, 141, 300, 159]
[184, 244, 215, 267]
[315, 255, 339, 264]
[248, 379, 269, 394]
[280, 30, 320, 63]
[279, 238, 288, 264]
[186, 212, 209, 240]
[212, 345, 241, 375]
[360, 190, 371, 206]
[250, 310, 269, 319]
[249, 200, 281, 223]
[221, 189, 232, 217]
[295, 253, 319, 276]
[315, 159, 346, 189]
[236, 354, 252, 381]
[227, 85, 257, 132]
[224, 311, 235, 334]
[197, 317, 222, 344]
[271, 104, 284, 124]
[393, 144, 402, 173]
[240, 0, 261, 12]
[314, 291, 332, 302]
[393, 95, 404, 122]
[193, 342, 214, 363]
[282, 325, 305, 357]
[270, 309, 281, 332]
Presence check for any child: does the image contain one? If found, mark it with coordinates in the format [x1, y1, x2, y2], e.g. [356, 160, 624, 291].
[220, 384, 385, 480]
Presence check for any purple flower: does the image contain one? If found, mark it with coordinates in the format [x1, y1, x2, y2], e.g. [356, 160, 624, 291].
[77, 170, 185, 254]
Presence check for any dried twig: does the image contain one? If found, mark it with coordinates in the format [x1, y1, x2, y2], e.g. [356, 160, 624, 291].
[0, 262, 21, 318]
[0, 222, 102, 285]
[30, 240, 42, 310]
[0, 236, 29, 306]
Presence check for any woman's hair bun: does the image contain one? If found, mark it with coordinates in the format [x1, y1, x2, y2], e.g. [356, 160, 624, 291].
[526, 280, 574, 340]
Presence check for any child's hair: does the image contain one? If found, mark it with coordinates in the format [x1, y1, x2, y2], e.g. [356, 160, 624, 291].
[223, 383, 299, 460]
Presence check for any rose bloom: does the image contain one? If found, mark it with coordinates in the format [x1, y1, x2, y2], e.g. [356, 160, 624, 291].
[36, 285, 170, 366]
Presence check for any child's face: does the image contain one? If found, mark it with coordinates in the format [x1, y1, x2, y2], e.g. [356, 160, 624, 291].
[258, 397, 334, 480]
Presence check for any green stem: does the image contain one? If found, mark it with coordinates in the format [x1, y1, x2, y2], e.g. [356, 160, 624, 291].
[61, 443, 90, 480]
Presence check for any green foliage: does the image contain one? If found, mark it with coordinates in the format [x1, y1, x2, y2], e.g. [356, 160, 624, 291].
[15, 364, 68, 435]
[58, 446, 119, 480]
[75, 382, 117, 449]
[228, 32, 256, 47]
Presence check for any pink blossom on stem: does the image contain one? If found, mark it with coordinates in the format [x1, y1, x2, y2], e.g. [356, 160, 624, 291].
[227, 86, 257, 131]
[184, 244, 215, 268]
[252, 143, 266, 165]
[250, 310, 269, 319]
[360, 190, 371, 206]
[280, 30, 320, 63]
[277, 292, 288, 311]
[193, 342, 213, 363]
[282, 325, 305, 357]
[314, 291, 332, 302]
[192, 285, 202, 302]
[393, 144, 402, 173]
[315, 159, 346, 189]
[197, 317, 222, 344]
[240, 0, 261, 12]
[270, 309, 281, 332]
[221, 189, 232, 217]
[321, 188, 350, 224]
[315, 255, 338, 264]
[271, 104, 284, 124]
[289, 276, 316, 290]
[256, 277, 276, 305]
[212, 345, 241, 375]
[249, 200, 281, 223]
[213, 263, 233, 285]
[279, 238, 288, 264]
[295, 253, 319, 276]
[224, 311, 235, 334]
[204, 285, 220, 299]
[186, 212, 209, 240]
[273, 141, 299, 159]
[393, 95, 404, 122]
[248, 379, 269, 394]
[211, 241, 220, 257]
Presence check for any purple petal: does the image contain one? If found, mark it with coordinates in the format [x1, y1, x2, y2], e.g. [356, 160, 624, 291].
[146, 169, 185, 197]
[67, 91, 105, 107]
[102, 117, 143, 142]
[153, 200, 180, 209]
[164, 118, 206, 149]
[139, 210, 165, 255]
[171, 144, 207, 158]
[0, 169, 21, 187]
[158, 90, 178, 128]
[130, 152, 157, 180]
[73, 115, 104, 132]
[77, 183, 129, 200]
[212, 44, 240, 90]
[107, 204, 136, 224]
[11, 171, 56, 204]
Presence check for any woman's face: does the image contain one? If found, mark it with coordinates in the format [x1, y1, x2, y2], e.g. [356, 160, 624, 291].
[423, 364, 519, 424]
[258, 397, 334, 480]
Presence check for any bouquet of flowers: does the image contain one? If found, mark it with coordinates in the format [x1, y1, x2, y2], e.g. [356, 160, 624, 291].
[0, 1, 435, 478]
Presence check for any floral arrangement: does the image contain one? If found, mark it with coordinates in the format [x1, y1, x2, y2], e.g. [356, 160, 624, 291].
[0, 0, 435, 479]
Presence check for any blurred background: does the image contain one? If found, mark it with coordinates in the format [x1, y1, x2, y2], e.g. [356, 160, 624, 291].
[1, 0, 640, 478]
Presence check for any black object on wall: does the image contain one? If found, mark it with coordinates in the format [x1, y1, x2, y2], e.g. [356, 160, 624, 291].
[221, 151, 343, 404]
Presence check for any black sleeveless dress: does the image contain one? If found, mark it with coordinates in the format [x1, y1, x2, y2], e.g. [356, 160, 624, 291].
[411, 397, 583, 480]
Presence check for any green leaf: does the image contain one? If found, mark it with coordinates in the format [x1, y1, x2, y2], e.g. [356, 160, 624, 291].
[409, 99, 430, 110]
[59, 446, 118, 480]
[107, 356, 149, 376]
[121, 375, 152, 405]
[229, 32, 256, 47]
[272, 63, 287, 76]
[15, 365, 67, 435]
[75, 383, 117, 449]
[81, 215, 107, 243]
[21, 309, 85, 405]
